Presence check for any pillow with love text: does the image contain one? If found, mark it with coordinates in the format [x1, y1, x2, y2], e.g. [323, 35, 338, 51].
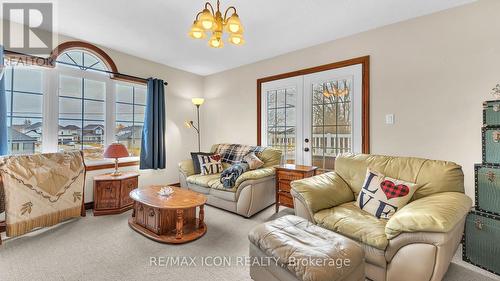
[356, 168, 419, 219]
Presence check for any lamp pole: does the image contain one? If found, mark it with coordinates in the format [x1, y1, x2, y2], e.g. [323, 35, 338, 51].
[196, 104, 201, 152]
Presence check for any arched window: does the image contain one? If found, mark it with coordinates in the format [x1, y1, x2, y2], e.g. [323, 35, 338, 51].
[57, 50, 109, 72]
[3, 41, 145, 160]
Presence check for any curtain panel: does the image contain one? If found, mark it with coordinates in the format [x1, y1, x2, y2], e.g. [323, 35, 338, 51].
[140, 78, 166, 169]
[0, 46, 8, 156]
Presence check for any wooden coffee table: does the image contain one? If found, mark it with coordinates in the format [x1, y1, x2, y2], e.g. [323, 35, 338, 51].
[128, 186, 207, 244]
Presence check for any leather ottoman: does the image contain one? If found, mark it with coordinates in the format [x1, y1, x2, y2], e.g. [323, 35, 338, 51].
[248, 215, 365, 281]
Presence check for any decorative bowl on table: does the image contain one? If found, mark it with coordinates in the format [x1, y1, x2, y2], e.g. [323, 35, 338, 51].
[157, 187, 174, 197]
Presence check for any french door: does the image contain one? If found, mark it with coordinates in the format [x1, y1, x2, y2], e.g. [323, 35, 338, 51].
[260, 63, 364, 171]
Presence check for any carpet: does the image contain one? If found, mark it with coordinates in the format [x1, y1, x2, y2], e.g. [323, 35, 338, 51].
[0, 206, 498, 281]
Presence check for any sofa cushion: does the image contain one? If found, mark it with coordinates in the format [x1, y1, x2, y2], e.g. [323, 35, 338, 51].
[186, 173, 220, 188]
[314, 201, 389, 250]
[335, 154, 464, 199]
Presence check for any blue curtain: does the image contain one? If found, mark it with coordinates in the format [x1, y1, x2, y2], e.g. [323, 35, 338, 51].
[140, 78, 166, 169]
[0, 46, 7, 156]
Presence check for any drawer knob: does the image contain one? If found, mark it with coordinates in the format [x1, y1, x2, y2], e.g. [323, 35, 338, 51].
[475, 219, 483, 230]
[149, 210, 155, 217]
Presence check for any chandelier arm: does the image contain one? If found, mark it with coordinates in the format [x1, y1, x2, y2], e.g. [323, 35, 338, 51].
[223, 6, 237, 21]
[204, 2, 215, 14]
[195, 11, 204, 20]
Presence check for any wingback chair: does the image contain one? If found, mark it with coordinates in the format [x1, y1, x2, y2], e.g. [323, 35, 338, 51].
[290, 154, 472, 281]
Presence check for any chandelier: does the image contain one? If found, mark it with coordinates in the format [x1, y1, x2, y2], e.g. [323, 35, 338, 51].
[188, 0, 244, 48]
[323, 80, 350, 98]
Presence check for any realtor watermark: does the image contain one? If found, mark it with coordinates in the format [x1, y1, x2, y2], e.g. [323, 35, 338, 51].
[2, 2, 53, 54]
[149, 256, 351, 269]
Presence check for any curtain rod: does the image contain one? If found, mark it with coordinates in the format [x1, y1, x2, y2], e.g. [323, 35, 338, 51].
[3, 49, 168, 86]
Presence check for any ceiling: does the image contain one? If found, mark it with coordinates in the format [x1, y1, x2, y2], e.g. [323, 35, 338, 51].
[32, 0, 475, 75]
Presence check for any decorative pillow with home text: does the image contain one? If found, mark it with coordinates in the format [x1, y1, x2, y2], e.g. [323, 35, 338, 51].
[356, 168, 419, 219]
[198, 154, 224, 175]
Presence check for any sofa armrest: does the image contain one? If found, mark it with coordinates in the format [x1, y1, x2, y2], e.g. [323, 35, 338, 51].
[290, 172, 355, 215]
[178, 159, 195, 177]
[235, 167, 275, 187]
[385, 192, 472, 239]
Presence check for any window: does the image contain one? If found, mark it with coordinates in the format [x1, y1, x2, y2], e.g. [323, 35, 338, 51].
[4, 67, 43, 155]
[2, 43, 147, 161]
[115, 84, 146, 156]
[56, 51, 110, 160]
[266, 87, 296, 164]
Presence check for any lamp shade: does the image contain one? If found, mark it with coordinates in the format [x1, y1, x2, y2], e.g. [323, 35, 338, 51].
[103, 143, 129, 159]
[191, 98, 205, 106]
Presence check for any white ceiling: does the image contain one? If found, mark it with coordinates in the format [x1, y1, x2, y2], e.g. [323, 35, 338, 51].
[46, 0, 474, 75]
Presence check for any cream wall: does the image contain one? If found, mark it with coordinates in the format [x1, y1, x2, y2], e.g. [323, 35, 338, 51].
[202, 0, 500, 199]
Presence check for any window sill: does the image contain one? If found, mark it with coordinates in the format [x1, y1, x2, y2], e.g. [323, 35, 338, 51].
[85, 157, 140, 171]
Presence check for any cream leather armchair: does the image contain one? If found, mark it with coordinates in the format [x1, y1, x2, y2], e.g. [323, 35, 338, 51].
[290, 154, 472, 281]
[179, 144, 282, 217]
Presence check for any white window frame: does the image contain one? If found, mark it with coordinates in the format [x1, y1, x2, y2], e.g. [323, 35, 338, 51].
[4, 50, 145, 163]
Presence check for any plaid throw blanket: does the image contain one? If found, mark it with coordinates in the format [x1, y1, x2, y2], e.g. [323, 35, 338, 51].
[214, 144, 264, 164]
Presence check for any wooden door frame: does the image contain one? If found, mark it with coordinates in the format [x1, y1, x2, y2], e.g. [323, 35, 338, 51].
[256, 56, 370, 153]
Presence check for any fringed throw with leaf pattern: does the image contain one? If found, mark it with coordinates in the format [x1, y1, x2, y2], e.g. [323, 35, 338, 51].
[0, 151, 85, 237]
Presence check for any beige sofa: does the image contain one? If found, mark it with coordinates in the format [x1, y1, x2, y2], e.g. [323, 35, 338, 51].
[178, 144, 282, 217]
[290, 154, 472, 281]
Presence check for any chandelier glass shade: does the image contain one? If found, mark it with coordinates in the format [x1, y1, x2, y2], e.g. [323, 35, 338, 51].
[322, 81, 350, 98]
[188, 0, 244, 48]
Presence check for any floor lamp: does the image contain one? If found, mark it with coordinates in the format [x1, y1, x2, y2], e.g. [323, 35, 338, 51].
[185, 98, 204, 152]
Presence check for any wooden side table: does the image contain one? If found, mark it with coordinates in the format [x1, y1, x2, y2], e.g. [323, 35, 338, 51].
[93, 171, 139, 216]
[275, 164, 317, 213]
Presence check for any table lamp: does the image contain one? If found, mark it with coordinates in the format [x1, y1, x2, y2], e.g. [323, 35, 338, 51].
[103, 143, 130, 176]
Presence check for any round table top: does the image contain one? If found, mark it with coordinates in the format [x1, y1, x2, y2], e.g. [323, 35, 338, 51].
[129, 186, 207, 209]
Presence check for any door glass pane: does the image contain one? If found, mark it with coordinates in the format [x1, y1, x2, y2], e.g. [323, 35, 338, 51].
[311, 78, 353, 171]
[266, 87, 296, 164]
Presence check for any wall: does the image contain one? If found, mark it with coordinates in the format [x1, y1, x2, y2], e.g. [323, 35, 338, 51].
[202, 0, 500, 199]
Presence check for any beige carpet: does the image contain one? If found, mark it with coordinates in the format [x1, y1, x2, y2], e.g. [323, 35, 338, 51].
[0, 206, 498, 281]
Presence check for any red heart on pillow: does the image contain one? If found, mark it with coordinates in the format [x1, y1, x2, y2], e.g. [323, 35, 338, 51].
[380, 180, 409, 199]
[210, 154, 221, 162]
